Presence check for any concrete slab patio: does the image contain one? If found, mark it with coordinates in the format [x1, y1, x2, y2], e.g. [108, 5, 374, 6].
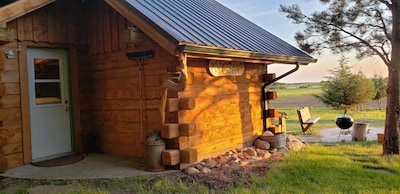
[0, 127, 384, 180]
[301, 127, 384, 143]
[0, 154, 175, 180]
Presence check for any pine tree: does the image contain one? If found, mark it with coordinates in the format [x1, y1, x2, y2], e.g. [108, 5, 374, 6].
[314, 57, 375, 111]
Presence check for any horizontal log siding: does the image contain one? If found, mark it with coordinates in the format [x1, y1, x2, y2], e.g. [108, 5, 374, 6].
[179, 59, 264, 161]
[0, 42, 23, 169]
[87, 47, 176, 157]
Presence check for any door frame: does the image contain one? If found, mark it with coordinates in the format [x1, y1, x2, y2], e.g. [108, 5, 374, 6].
[19, 43, 82, 163]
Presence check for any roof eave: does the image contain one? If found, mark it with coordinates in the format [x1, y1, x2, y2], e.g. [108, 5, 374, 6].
[179, 45, 318, 65]
[0, 0, 56, 25]
[105, 0, 180, 55]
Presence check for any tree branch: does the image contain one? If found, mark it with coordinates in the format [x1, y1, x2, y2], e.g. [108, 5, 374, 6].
[327, 22, 391, 66]
[374, 7, 392, 42]
[378, 0, 392, 9]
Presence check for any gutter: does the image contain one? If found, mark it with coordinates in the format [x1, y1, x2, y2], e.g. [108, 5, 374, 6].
[261, 63, 300, 131]
[179, 45, 317, 65]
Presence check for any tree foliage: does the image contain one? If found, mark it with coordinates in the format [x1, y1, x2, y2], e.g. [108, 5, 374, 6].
[372, 73, 388, 109]
[280, 0, 400, 155]
[279, 1, 391, 65]
[314, 57, 375, 110]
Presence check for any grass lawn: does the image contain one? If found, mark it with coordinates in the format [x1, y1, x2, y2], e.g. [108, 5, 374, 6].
[230, 141, 400, 194]
[272, 87, 321, 97]
[281, 108, 385, 136]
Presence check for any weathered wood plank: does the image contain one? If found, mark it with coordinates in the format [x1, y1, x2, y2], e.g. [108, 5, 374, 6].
[110, 7, 120, 51]
[117, 13, 127, 49]
[1, 70, 19, 82]
[0, 156, 7, 172]
[162, 149, 180, 166]
[23, 13, 33, 41]
[101, 142, 143, 157]
[179, 123, 196, 137]
[0, 120, 22, 132]
[87, 0, 97, 54]
[0, 0, 56, 24]
[1, 143, 23, 155]
[16, 17, 25, 41]
[91, 110, 141, 122]
[0, 84, 5, 96]
[0, 135, 7, 147]
[52, 1, 63, 43]
[0, 49, 4, 70]
[17, 44, 31, 163]
[96, 0, 105, 54]
[165, 137, 189, 149]
[103, 3, 112, 53]
[47, 3, 55, 43]
[0, 108, 20, 121]
[0, 27, 14, 43]
[0, 95, 20, 108]
[3, 153, 23, 168]
[4, 83, 20, 95]
[180, 148, 197, 164]
[161, 124, 179, 139]
[32, 7, 48, 42]
[91, 99, 161, 111]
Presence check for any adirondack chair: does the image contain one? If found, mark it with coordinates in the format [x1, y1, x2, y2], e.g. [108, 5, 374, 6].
[297, 107, 320, 133]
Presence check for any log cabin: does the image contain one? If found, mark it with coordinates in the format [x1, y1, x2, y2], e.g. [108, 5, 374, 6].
[0, 0, 317, 171]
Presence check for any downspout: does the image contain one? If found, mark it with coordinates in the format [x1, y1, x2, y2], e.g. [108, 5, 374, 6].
[126, 50, 154, 152]
[261, 62, 300, 131]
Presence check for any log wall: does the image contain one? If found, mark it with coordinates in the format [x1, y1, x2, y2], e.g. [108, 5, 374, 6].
[86, 46, 176, 157]
[177, 59, 265, 161]
[0, 41, 23, 170]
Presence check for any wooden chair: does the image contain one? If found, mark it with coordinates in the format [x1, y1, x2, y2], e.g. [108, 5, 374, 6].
[297, 107, 320, 133]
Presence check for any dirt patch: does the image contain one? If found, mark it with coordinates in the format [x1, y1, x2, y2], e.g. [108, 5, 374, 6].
[145, 152, 285, 190]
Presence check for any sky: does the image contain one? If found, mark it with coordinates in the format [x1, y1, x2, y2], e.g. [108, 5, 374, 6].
[216, 0, 388, 83]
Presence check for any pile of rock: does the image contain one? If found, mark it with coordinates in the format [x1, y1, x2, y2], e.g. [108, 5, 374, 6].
[184, 135, 306, 174]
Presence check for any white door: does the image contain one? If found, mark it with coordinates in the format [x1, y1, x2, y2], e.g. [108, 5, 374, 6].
[27, 48, 72, 161]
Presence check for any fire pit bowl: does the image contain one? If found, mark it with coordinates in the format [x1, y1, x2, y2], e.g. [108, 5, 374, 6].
[335, 113, 354, 129]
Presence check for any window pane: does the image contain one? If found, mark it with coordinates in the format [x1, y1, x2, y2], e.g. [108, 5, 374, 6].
[34, 58, 60, 79]
[35, 82, 62, 104]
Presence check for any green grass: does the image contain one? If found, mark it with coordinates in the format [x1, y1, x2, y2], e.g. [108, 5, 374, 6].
[272, 87, 322, 97]
[280, 108, 385, 136]
[230, 142, 400, 193]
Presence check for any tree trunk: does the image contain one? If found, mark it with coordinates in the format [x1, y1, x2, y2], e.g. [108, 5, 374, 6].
[383, 3, 400, 155]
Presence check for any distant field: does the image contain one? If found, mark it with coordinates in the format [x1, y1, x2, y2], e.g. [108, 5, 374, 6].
[270, 86, 386, 109]
[271, 87, 321, 97]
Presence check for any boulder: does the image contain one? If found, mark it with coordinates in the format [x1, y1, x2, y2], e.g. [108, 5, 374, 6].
[254, 139, 270, 150]
[286, 135, 306, 151]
